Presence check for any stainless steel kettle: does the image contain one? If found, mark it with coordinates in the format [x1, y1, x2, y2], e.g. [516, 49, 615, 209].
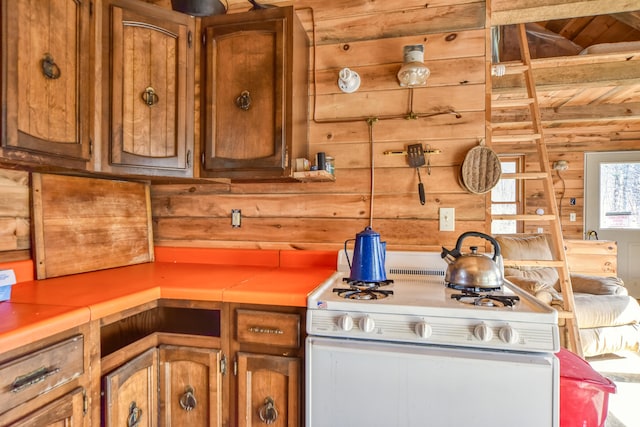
[344, 226, 387, 283]
[440, 231, 503, 289]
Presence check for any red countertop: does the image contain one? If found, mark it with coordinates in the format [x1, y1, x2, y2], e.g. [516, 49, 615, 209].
[0, 248, 337, 355]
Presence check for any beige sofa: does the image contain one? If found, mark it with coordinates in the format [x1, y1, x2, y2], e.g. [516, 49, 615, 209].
[495, 234, 640, 357]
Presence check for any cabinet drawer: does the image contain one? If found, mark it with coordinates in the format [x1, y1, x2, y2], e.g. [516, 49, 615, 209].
[236, 310, 300, 348]
[0, 335, 84, 415]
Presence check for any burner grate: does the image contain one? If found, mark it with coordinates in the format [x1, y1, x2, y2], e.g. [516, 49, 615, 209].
[447, 282, 502, 292]
[451, 291, 520, 308]
[342, 277, 393, 290]
[333, 288, 393, 300]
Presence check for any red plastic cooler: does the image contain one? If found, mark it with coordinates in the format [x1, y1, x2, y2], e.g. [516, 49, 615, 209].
[557, 348, 617, 427]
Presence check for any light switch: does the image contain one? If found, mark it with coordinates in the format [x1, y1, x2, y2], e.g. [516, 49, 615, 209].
[439, 208, 455, 231]
[231, 209, 242, 228]
[569, 212, 576, 222]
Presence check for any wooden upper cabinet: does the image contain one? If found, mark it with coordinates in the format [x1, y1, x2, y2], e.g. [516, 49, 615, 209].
[1, 0, 91, 167]
[201, 6, 309, 181]
[101, 0, 195, 178]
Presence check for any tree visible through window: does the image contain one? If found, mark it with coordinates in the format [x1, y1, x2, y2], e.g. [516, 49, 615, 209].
[491, 156, 523, 234]
[600, 162, 640, 229]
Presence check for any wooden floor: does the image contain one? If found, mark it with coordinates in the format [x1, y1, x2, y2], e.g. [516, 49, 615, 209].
[587, 351, 640, 427]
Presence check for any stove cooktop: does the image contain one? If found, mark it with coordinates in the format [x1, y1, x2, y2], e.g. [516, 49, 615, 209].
[306, 251, 560, 353]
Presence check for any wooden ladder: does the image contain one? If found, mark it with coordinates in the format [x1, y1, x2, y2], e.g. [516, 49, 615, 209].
[490, 24, 583, 357]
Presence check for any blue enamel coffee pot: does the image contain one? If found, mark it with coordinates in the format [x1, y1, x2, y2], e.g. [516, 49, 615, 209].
[344, 226, 387, 282]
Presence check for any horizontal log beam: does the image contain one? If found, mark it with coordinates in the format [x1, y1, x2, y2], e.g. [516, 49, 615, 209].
[491, 0, 640, 26]
[492, 102, 640, 125]
[493, 61, 640, 93]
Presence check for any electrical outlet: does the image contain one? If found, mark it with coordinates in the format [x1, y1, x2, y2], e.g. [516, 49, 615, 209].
[569, 212, 576, 222]
[439, 208, 455, 231]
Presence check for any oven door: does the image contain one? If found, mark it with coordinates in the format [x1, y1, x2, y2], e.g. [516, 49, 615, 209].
[306, 336, 559, 427]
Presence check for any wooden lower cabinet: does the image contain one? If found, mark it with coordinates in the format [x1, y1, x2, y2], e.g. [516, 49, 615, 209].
[97, 302, 304, 426]
[0, 327, 90, 427]
[103, 347, 159, 427]
[10, 387, 86, 427]
[236, 353, 300, 427]
[159, 345, 223, 426]
[102, 345, 223, 427]
[231, 306, 305, 427]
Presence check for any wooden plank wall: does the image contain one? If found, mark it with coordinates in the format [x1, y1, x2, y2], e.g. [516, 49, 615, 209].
[151, 0, 491, 251]
[0, 169, 30, 260]
[1, 0, 639, 261]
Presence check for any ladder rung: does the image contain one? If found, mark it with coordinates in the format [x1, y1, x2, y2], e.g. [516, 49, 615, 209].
[491, 134, 542, 143]
[501, 172, 549, 180]
[500, 63, 529, 75]
[492, 98, 535, 108]
[503, 259, 565, 268]
[557, 310, 576, 319]
[492, 214, 556, 221]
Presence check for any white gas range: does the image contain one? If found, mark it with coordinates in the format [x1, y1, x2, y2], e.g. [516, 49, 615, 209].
[305, 250, 560, 427]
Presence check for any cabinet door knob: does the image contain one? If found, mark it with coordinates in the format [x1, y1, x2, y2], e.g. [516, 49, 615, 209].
[258, 396, 278, 424]
[235, 90, 252, 111]
[179, 386, 197, 411]
[127, 401, 142, 427]
[41, 53, 61, 80]
[141, 87, 159, 106]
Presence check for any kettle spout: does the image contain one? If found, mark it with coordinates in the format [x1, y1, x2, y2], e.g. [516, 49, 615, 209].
[440, 246, 460, 264]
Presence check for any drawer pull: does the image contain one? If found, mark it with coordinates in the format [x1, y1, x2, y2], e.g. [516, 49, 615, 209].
[11, 366, 60, 393]
[248, 326, 284, 335]
[258, 396, 278, 424]
[179, 386, 197, 411]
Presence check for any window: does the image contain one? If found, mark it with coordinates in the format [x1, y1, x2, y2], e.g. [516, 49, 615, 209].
[599, 162, 640, 229]
[491, 156, 523, 234]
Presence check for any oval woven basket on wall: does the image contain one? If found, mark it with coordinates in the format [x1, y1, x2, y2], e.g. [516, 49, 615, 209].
[460, 145, 502, 194]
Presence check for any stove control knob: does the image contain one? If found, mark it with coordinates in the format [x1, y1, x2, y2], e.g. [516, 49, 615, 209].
[499, 326, 519, 344]
[359, 316, 376, 333]
[414, 322, 432, 339]
[338, 314, 354, 331]
[473, 323, 493, 342]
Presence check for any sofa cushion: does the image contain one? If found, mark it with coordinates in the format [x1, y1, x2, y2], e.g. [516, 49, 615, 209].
[496, 234, 560, 289]
[574, 293, 640, 328]
[570, 273, 628, 295]
[580, 324, 640, 357]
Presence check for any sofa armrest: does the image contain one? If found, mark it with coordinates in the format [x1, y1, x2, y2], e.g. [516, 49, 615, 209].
[570, 273, 628, 296]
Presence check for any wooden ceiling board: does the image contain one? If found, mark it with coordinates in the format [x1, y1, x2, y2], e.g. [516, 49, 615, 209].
[560, 86, 618, 107]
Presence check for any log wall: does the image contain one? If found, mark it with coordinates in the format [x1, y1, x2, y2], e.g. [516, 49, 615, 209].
[1, 0, 639, 261]
[152, 0, 490, 252]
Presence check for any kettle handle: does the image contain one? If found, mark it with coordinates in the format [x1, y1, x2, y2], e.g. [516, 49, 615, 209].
[344, 239, 355, 269]
[453, 231, 501, 261]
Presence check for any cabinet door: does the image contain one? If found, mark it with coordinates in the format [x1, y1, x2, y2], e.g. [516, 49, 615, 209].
[236, 353, 300, 427]
[202, 7, 309, 181]
[10, 387, 85, 427]
[1, 0, 91, 165]
[159, 345, 223, 427]
[104, 347, 158, 427]
[103, 0, 195, 177]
